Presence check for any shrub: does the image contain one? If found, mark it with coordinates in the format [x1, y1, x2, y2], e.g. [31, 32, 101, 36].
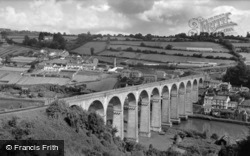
[46, 100, 68, 118]
[8, 116, 18, 127]
[211, 133, 219, 140]
[38, 92, 44, 97]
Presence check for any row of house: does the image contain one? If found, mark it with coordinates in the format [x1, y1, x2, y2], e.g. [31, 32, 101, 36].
[202, 77, 250, 119]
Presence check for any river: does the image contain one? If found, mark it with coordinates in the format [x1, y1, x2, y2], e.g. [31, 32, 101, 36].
[139, 118, 249, 150]
[174, 118, 249, 140]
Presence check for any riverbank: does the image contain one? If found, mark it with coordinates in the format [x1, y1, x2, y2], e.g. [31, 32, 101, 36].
[189, 114, 250, 126]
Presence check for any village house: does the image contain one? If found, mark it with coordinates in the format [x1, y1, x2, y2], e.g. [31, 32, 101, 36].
[220, 82, 232, 91]
[203, 79, 222, 88]
[228, 101, 238, 109]
[238, 99, 250, 109]
[212, 95, 230, 109]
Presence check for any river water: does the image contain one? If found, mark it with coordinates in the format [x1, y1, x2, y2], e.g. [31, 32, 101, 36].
[174, 118, 249, 140]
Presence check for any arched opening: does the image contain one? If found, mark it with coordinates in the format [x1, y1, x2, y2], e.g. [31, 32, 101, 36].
[192, 79, 198, 103]
[199, 78, 203, 88]
[162, 86, 171, 126]
[124, 93, 138, 141]
[178, 82, 186, 119]
[186, 81, 192, 115]
[88, 100, 104, 117]
[151, 88, 161, 132]
[138, 90, 150, 137]
[107, 96, 123, 138]
[170, 84, 180, 124]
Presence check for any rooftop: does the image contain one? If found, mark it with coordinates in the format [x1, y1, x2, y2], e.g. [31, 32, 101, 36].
[214, 95, 229, 101]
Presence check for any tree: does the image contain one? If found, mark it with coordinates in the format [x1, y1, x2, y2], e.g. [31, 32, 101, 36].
[223, 61, 250, 87]
[247, 32, 250, 38]
[165, 44, 173, 50]
[0, 31, 8, 39]
[38, 32, 45, 41]
[23, 35, 30, 45]
[145, 34, 153, 41]
[90, 47, 95, 55]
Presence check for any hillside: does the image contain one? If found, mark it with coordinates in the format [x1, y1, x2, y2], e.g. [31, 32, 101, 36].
[0, 101, 128, 156]
[0, 100, 222, 156]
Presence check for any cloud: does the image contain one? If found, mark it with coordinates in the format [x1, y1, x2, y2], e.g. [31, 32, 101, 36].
[212, 6, 250, 36]
[0, 0, 249, 36]
[0, 0, 131, 34]
[107, 0, 158, 14]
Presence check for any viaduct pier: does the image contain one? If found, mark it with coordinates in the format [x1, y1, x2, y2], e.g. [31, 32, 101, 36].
[63, 74, 204, 142]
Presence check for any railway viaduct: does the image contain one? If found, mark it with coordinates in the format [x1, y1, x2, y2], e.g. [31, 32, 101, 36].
[63, 74, 204, 142]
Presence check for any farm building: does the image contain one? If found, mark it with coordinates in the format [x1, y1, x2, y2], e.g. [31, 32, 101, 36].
[156, 70, 167, 80]
[143, 74, 157, 83]
[10, 56, 37, 67]
[186, 47, 213, 52]
[46, 59, 68, 66]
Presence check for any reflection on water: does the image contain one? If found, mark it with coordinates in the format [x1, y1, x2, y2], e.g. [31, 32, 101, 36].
[174, 118, 249, 140]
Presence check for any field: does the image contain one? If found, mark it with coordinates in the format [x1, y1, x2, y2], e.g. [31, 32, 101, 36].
[63, 35, 77, 41]
[100, 50, 235, 64]
[16, 77, 70, 85]
[72, 71, 110, 83]
[240, 53, 250, 61]
[86, 77, 118, 91]
[110, 41, 230, 52]
[8, 35, 39, 43]
[232, 43, 250, 48]
[108, 44, 233, 58]
[0, 75, 71, 85]
[0, 44, 38, 57]
[96, 36, 141, 41]
[71, 41, 107, 55]
[0, 98, 44, 111]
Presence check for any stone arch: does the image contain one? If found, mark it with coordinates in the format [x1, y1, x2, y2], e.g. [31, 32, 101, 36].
[199, 78, 204, 88]
[161, 86, 171, 126]
[170, 84, 180, 124]
[186, 81, 192, 115]
[150, 87, 162, 132]
[124, 92, 138, 142]
[178, 82, 186, 119]
[88, 100, 104, 117]
[138, 90, 151, 137]
[192, 79, 198, 103]
[107, 96, 123, 138]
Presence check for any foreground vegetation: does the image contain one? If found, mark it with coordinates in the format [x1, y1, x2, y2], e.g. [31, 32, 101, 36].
[0, 100, 228, 156]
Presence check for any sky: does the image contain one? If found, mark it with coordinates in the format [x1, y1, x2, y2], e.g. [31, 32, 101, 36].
[0, 0, 249, 36]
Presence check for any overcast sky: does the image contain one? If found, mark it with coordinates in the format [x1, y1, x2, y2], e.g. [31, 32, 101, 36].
[0, 0, 249, 36]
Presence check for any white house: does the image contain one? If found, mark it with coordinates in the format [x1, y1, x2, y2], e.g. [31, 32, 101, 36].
[212, 95, 230, 109]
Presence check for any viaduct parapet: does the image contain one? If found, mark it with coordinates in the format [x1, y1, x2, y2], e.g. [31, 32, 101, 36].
[63, 74, 204, 142]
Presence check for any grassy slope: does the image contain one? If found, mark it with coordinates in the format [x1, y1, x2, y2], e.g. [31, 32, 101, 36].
[0, 107, 124, 156]
[0, 102, 222, 156]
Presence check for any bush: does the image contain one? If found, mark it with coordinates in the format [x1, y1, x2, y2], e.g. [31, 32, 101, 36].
[46, 100, 68, 118]
[211, 133, 219, 140]
[8, 116, 18, 127]
[38, 92, 44, 97]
